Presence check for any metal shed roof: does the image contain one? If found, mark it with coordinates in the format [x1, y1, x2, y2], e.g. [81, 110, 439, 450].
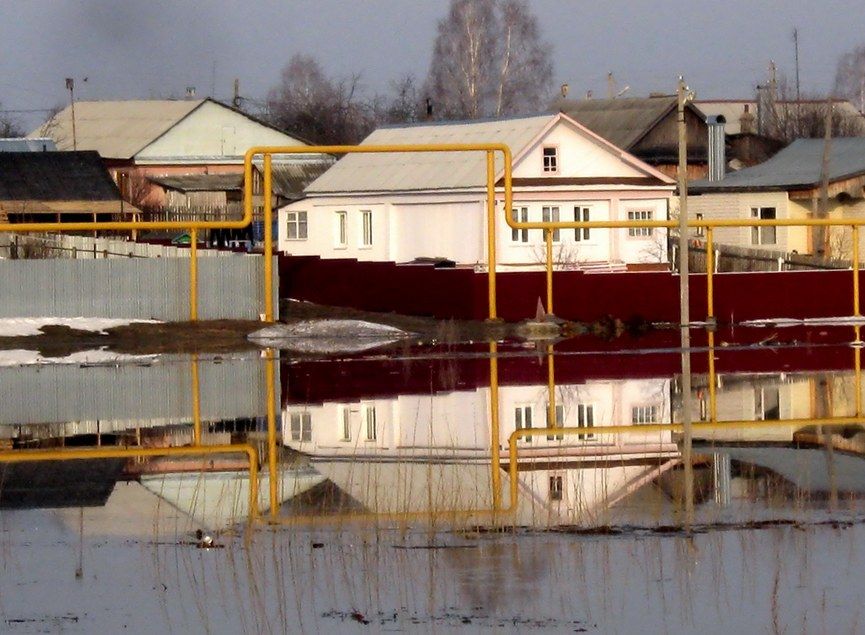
[691, 138, 865, 192]
[0, 151, 121, 201]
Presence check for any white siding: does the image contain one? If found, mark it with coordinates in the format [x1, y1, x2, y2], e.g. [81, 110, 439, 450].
[689, 191, 793, 251]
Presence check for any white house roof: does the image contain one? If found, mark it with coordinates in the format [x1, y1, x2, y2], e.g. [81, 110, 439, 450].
[30, 99, 204, 159]
[305, 112, 672, 195]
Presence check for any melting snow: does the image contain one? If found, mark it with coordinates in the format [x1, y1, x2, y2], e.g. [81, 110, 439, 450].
[0, 317, 159, 337]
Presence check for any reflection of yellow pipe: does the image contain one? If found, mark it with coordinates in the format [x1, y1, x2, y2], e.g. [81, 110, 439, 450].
[545, 230, 554, 314]
[489, 342, 502, 512]
[857, 325, 862, 418]
[854, 225, 860, 317]
[265, 348, 280, 520]
[191, 353, 202, 445]
[708, 330, 717, 422]
[547, 344, 556, 433]
[263, 155, 274, 322]
[0, 445, 260, 523]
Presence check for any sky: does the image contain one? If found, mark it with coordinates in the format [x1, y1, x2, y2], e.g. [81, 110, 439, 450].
[0, 0, 862, 131]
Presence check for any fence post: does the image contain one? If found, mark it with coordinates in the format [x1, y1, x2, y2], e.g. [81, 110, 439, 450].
[71, 246, 77, 259]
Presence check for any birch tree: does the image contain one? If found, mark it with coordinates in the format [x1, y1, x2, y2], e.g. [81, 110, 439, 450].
[424, 0, 553, 120]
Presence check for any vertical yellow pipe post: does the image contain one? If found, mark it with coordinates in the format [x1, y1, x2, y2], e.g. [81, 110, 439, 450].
[265, 348, 280, 520]
[705, 227, 714, 322]
[545, 229, 554, 315]
[488, 342, 502, 513]
[856, 326, 862, 418]
[189, 228, 198, 321]
[853, 225, 860, 318]
[707, 331, 717, 422]
[263, 154, 274, 322]
[486, 151, 498, 320]
[191, 353, 202, 445]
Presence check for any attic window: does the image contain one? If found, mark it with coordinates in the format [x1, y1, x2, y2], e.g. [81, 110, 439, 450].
[543, 146, 558, 173]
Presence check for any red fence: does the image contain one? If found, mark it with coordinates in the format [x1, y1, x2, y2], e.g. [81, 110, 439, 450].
[279, 255, 859, 324]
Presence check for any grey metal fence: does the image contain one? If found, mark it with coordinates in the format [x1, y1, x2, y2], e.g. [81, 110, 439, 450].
[0, 256, 278, 320]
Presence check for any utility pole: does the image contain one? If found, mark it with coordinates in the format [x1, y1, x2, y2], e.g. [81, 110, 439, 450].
[233, 78, 241, 109]
[607, 72, 615, 99]
[677, 76, 694, 530]
[794, 29, 802, 136]
[65, 78, 77, 150]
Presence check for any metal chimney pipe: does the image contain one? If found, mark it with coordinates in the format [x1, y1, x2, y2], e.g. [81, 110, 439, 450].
[707, 115, 726, 181]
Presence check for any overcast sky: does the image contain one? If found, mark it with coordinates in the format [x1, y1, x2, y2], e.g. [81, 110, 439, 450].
[1, 0, 862, 131]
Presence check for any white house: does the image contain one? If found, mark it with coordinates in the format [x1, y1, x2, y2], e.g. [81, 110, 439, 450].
[279, 113, 676, 271]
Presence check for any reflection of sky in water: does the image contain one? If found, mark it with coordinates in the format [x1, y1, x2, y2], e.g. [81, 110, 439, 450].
[2, 330, 865, 631]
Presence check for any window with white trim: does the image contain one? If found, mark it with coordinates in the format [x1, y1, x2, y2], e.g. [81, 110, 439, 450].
[542, 206, 560, 242]
[290, 412, 312, 442]
[755, 386, 780, 420]
[339, 406, 351, 441]
[361, 210, 373, 247]
[574, 206, 590, 241]
[695, 213, 704, 238]
[543, 146, 558, 172]
[511, 207, 529, 243]
[546, 403, 564, 440]
[627, 210, 653, 237]
[335, 211, 347, 247]
[286, 211, 308, 240]
[577, 403, 595, 440]
[549, 475, 564, 501]
[515, 405, 533, 442]
[751, 207, 776, 245]
[363, 404, 377, 440]
[632, 405, 658, 424]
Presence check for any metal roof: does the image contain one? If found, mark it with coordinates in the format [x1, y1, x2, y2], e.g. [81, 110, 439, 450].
[555, 96, 703, 149]
[691, 138, 865, 192]
[306, 114, 555, 194]
[0, 151, 120, 201]
[29, 99, 204, 159]
[148, 173, 243, 192]
[269, 160, 335, 199]
[0, 137, 57, 152]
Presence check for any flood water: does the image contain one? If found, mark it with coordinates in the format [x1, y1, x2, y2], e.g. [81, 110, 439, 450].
[3, 325, 865, 633]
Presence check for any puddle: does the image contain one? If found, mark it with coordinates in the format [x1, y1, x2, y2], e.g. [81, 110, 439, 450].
[3, 326, 865, 632]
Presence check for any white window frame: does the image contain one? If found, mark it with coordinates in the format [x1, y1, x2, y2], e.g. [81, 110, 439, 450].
[360, 210, 373, 248]
[755, 386, 780, 420]
[285, 210, 308, 241]
[549, 474, 564, 501]
[542, 206, 561, 243]
[339, 406, 351, 441]
[290, 411, 312, 442]
[574, 206, 590, 242]
[545, 402, 564, 440]
[627, 209, 653, 238]
[363, 404, 377, 441]
[335, 211, 347, 248]
[542, 146, 558, 173]
[515, 404, 533, 442]
[577, 403, 595, 440]
[751, 207, 777, 245]
[631, 405, 659, 424]
[511, 206, 529, 243]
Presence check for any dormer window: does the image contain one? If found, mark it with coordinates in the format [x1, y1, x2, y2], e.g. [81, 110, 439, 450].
[543, 146, 558, 173]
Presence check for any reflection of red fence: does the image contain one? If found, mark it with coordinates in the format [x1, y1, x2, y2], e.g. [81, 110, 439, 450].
[280, 255, 859, 324]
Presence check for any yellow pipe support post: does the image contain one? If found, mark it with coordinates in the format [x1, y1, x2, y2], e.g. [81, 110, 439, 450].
[263, 154, 274, 322]
[856, 325, 862, 418]
[705, 227, 714, 321]
[488, 342, 502, 513]
[547, 343, 557, 434]
[189, 228, 198, 321]
[265, 348, 280, 521]
[191, 354, 202, 445]
[486, 150, 498, 320]
[708, 330, 717, 422]
[545, 229, 554, 315]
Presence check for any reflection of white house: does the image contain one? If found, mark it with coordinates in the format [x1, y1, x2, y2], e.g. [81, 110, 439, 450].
[279, 113, 675, 271]
[282, 378, 678, 526]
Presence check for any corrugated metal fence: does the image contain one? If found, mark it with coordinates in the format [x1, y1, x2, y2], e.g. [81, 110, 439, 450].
[0, 256, 278, 320]
[0, 356, 275, 428]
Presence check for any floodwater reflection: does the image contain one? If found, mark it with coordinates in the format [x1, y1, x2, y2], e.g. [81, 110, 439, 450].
[3, 326, 865, 632]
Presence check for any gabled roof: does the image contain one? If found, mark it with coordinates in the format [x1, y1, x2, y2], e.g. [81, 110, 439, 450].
[269, 160, 336, 199]
[148, 173, 243, 193]
[555, 96, 706, 149]
[0, 151, 121, 201]
[28, 98, 305, 161]
[691, 138, 865, 192]
[305, 113, 672, 194]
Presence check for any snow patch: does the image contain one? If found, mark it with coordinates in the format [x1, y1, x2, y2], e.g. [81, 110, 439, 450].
[248, 319, 410, 354]
[0, 317, 160, 337]
[0, 347, 157, 368]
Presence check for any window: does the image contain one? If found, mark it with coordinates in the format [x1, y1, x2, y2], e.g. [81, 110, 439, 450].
[695, 213, 704, 238]
[543, 146, 558, 173]
[515, 405, 533, 442]
[632, 405, 658, 424]
[542, 206, 560, 242]
[755, 386, 780, 420]
[361, 210, 373, 247]
[363, 405, 377, 440]
[335, 211, 347, 247]
[627, 210, 653, 237]
[574, 206, 590, 241]
[286, 211, 308, 240]
[339, 407, 351, 441]
[290, 412, 311, 442]
[549, 475, 563, 501]
[511, 207, 529, 243]
[546, 403, 564, 440]
[751, 207, 776, 245]
[577, 404, 595, 440]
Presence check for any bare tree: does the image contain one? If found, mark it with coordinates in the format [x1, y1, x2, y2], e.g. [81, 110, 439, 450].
[266, 54, 377, 145]
[424, 0, 553, 120]
[0, 102, 24, 137]
[834, 45, 865, 113]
